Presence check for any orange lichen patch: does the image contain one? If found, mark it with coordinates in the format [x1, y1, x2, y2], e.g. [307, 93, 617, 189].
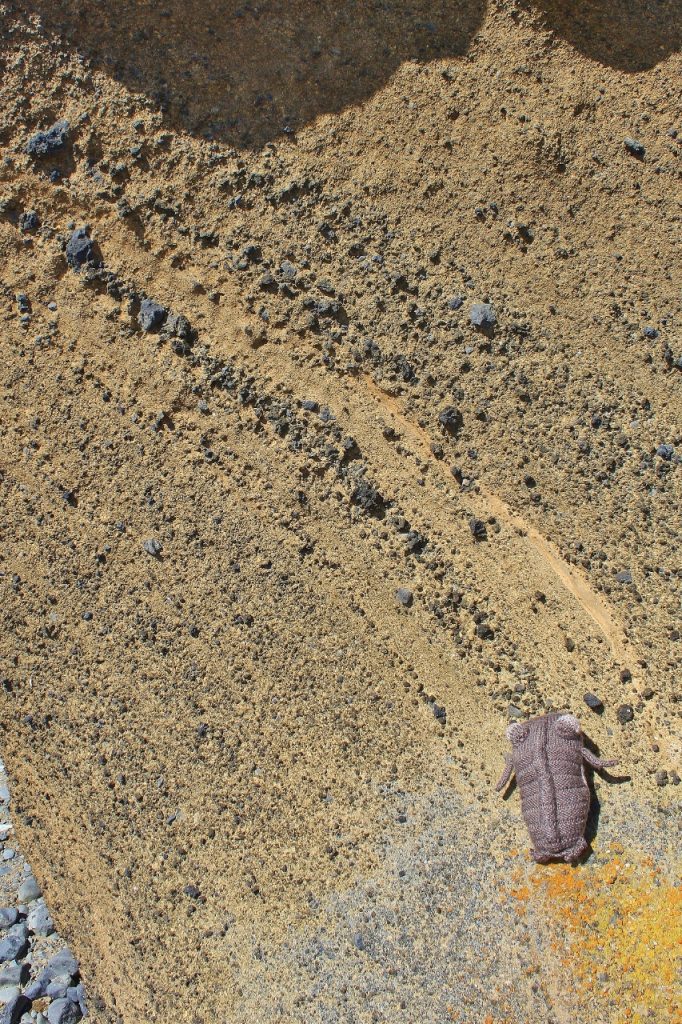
[510, 846, 681, 1024]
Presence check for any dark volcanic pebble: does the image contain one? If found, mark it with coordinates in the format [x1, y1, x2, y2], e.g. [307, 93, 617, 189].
[583, 692, 603, 711]
[617, 703, 634, 724]
[469, 302, 496, 328]
[469, 518, 487, 541]
[26, 119, 69, 157]
[438, 406, 463, 435]
[654, 770, 668, 787]
[138, 299, 168, 333]
[65, 228, 101, 272]
[475, 622, 494, 640]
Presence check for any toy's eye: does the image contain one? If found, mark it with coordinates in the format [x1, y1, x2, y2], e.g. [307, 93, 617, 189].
[506, 722, 529, 746]
[555, 714, 581, 738]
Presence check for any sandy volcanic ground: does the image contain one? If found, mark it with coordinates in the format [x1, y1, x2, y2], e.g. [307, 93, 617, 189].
[0, 1, 680, 1022]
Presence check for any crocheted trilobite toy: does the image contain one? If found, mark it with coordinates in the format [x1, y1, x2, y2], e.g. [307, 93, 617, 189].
[496, 712, 617, 864]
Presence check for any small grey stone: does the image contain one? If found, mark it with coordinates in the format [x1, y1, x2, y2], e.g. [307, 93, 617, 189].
[1, 851, 14, 862]
[17, 877, 40, 903]
[395, 588, 413, 608]
[475, 622, 494, 640]
[46, 948, 79, 980]
[27, 900, 54, 937]
[0, 985, 21, 1008]
[137, 299, 167, 333]
[46, 977, 70, 1000]
[615, 569, 633, 584]
[47, 999, 81, 1024]
[583, 692, 603, 711]
[142, 539, 162, 557]
[26, 120, 69, 157]
[508, 705, 525, 719]
[0, 911, 17, 932]
[656, 444, 674, 460]
[470, 302, 496, 328]
[654, 770, 668, 787]
[0, 786, 10, 805]
[624, 137, 645, 158]
[0, 925, 29, 963]
[0, 961, 28, 986]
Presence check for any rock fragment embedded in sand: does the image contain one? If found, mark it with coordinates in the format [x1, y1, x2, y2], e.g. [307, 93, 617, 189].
[617, 703, 634, 724]
[583, 692, 604, 711]
[138, 298, 168, 333]
[26, 119, 69, 157]
[65, 228, 100, 273]
[615, 569, 633, 584]
[142, 538, 162, 557]
[438, 405, 463, 435]
[624, 137, 645, 158]
[395, 587, 413, 607]
[469, 302, 496, 328]
[469, 517, 487, 541]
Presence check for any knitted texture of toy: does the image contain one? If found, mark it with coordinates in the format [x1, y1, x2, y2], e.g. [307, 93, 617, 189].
[496, 712, 617, 864]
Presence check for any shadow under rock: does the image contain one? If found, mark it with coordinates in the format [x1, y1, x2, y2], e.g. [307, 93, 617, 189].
[17, 0, 486, 149]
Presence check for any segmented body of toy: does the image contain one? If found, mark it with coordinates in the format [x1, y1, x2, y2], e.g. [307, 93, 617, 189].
[496, 713, 617, 864]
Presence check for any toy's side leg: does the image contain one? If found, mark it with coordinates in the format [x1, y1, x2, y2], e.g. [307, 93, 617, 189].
[582, 747, 618, 771]
[495, 756, 514, 792]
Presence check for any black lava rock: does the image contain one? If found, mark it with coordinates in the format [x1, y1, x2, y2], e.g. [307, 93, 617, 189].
[350, 480, 387, 518]
[624, 137, 645, 158]
[438, 406, 463, 435]
[475, 622, 494, 640]
[617, 703, 634, 724]
[583, 692, 604, 712]
[470, 303, 496, 329]
[26, 119, 69, 157]
[469, 518, 487, 541]
[65, 228, 101, 272]
[138, 299, 168, 333]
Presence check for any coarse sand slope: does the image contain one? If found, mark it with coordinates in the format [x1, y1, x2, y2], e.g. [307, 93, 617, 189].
[0, 1, 680, 1021]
